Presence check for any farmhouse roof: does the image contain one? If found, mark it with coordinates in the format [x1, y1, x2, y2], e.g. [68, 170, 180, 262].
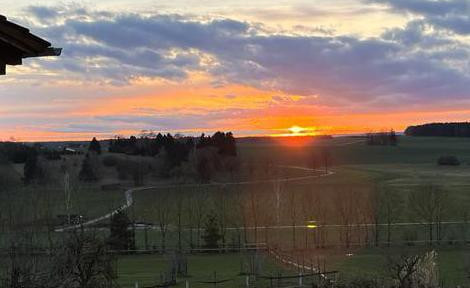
[0, 15, 61, 75]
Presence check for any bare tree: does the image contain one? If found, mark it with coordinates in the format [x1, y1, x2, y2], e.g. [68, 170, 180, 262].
[308, 150, 319, 171]
[56, 231, 116, 288]
[154, 188, 173, 252]
[175, 189, 185, 252]
[185, 191, 196, 250]
[388, 253, 421, 288]
[320, 146, 331, 174]
[312, 189, 328, 248]
[408, 185, 448, 246]
[335, 190, 356, 248]
[249, 185, 260, 245]
[380, 187, 403, 247]
[260, 189, 275, 247]
[235, 188, 249, 247]
[215, 186, 229, 250]
[5, 230, 116, 288]
[193, 186, 207, 249]
[287, 186, 297, 250]
[301, 189, 316, 249]
[387, 251, 439, 288]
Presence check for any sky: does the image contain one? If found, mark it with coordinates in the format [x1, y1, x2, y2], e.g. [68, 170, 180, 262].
[1, 0, 470, 141]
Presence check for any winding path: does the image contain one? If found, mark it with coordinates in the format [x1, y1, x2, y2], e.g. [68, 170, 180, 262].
[55, 166, 334, 232]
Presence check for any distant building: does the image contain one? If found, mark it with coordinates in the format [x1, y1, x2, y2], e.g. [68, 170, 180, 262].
[0, 15, 61, 75]
[62, 147, 84, 155]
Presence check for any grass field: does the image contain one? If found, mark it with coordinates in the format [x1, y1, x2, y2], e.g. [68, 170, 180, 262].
[2, 135, 470, 285]
[333, 247, 470, 287]
[117, 253, 288, 288]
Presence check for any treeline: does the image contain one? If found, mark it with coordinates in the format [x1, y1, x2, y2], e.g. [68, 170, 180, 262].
[109, 134, 194, 170]
[196, 132, 236, 156]
[0, 142, 62, 185]
[366, 130, 398, 146]
[79, 131, 238, 183]
[405, 122, 470, 137]
[0, 142, 62, 163]
[107, 132, 236, 170]
[0, 142, 35, 163]
[108, 132, 236, 157]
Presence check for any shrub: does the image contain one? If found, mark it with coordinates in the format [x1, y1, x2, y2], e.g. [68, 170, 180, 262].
[202, 213, 222, 250]
[437, 155, 460, 166]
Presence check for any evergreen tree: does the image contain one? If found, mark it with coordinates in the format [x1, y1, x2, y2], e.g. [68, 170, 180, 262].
[23, 150, 41, 185]
[390, 129, 398, 146]
[108, 210, 135, 251]
[79, 153, 98, 182]
[88, 137, 102, 154]
[202, 213, 222, 250]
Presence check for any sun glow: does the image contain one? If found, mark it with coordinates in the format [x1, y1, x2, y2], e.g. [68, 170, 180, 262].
[288, 125, 305, 135]
[269, 126, 321, 147]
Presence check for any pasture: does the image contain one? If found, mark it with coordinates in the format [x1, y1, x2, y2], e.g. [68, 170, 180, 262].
[1, 135, 470, 286]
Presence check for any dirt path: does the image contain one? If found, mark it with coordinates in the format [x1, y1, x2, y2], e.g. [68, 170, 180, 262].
[55, 166, 334, 232]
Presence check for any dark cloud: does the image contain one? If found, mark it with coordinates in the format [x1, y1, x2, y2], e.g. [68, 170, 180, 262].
[371, 0, 470, 35]
[371, 0, 468, 16]
[20, 5, 470, 107]
[27, 6, 59, 20]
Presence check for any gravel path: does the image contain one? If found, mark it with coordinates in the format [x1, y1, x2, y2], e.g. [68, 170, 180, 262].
[55, 166, 334, 232]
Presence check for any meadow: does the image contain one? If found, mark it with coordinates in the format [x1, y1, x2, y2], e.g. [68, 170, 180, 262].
[1, 135, 470, 286]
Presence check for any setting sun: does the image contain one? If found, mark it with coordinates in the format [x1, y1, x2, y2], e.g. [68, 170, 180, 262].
[288, 125, 305, 135]
[2, 1, 470, 285]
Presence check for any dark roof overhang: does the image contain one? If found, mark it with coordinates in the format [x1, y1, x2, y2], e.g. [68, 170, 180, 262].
[0, 15, 61, 75]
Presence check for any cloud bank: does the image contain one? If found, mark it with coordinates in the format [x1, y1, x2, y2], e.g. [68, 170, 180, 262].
[1, 2, 469, 139]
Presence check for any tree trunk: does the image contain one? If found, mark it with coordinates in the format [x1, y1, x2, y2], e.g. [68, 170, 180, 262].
[387, 222, 391, 247]
[429, 223, 433, 246]
[161, 230, 166, 252]
[189, 226, 194, 250]
[197, 222, 201, 249]
[375, 221, 379, 247]
[178, 213, 182, 252]
[292, 223, 296, 250]
[144, 228, 148, 250]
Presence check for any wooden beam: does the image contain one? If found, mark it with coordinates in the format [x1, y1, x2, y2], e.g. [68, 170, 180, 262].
[0, 43, 23, 65]
[0, 15, 61, 75]
[24, 47, 62, 58]
[0, 31, 37, 55]
[0, 22, 50, 53]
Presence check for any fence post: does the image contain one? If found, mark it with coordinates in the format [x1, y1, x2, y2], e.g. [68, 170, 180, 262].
[299, 273, 303, 287]
[246, 275, 250, 287]
[186, 280, 190, 288]
[134, 282, 139, 288]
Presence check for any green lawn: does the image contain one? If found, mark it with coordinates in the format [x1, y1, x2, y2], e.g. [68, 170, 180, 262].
[117, 253, 286, 288]
[333, 247, 470, 287]
[3, 136, 470, 285]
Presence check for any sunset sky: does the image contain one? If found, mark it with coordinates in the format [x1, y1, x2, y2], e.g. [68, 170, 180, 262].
[1, 0, 470, 141]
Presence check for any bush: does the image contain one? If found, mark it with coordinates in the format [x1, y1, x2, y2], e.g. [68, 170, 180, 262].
[437, 155, 460, 166]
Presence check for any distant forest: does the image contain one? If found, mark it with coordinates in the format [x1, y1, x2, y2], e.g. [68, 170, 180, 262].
[405, 122, 470, 137]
